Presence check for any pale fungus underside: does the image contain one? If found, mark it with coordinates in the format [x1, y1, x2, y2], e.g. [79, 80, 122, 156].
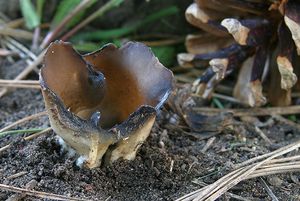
[39, 41, 173, 168]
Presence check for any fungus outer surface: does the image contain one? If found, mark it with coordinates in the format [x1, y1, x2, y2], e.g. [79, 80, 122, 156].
[40, 41, 173, 168]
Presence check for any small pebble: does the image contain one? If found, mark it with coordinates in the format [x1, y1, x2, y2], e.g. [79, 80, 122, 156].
[153, 167, 160, 176]
[158, 141, 165, 149]
[267, 176, 283, 187]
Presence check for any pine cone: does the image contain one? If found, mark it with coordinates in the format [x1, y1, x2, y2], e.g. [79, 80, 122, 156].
[178, 0, 300, 107]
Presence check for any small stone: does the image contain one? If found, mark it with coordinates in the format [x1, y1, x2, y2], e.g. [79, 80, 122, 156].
[153, 167, 160, 176]
[181, 164, 187, 171]
[267, 176, 283, 187]
[158, 141, 165, 149]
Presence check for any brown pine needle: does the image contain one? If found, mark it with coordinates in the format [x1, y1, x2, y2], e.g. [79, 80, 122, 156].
[0, 183, 90, 201]
[0, 80, 39, 84]
[176, 141, 300, 201]
[248, 165, 300, 179]
[7, 171, 28, 180]
[0, 83, 40, 89]
[212, 93, 242, 104]
[259, 178, 279, 201]
[5, 18, 24, 29]
[234, 140, 300, 169]
[0, 111, 47, 133]
[5, 37, 38, 60]
[0, 78, 40, 89]
[0, 144, 11, 153]
[0, 50, 44, 97]
[0, 27, 33, 40]
[267, 155, 300, 164]
[141, 37, 185, 46]
[61, 0, 124, 41]
[24, 127, 52, 141]
[6, 179, 37, 201]
[193, 105, 300, 117]
[0, 127, 52, 154]
[178, 163, 300, 201]
[0, 48, 15, 56]
[40, 0, 94, 49]
[255, 126, 273, 145]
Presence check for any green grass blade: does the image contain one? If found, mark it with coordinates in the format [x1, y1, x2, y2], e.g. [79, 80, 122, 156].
[0, 128, 45, 138]
[19, 0, 40, 29]
[151, 46, 176, 66]
[74, 39, 123, 52]
[212, 98, 225, 109]
[36, 0, 45, 22]
[73, 6, 179, 41]
[74, 42, 102, 52]
[51, 0, 96, 29]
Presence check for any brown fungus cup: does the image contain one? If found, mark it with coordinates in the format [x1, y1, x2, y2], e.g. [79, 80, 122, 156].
[39, 41, 173, 168]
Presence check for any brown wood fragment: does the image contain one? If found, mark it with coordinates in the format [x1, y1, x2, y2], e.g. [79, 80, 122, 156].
[193, 67, 216, 98]
[249, 46, 268, 106]
[183, 108, 234, 134]
[209, 58, 228, 80]
[181, 0, 300, 107]
[234, 56, 255, 106]
[185, 3, 228, 37]
[277, 21, 297, 89]
[221, 18, 271, 46]
[177, 53, 196, 68]
[221, 19, 250, 45]
[196, 0, 267, 16]
[185, 34, 232, 54]
[190, 44, 253, 98]
[284, 0, 300, 55]
[277, 56, 297, 89]
[268, 47, 292, 106]
[249, 80, 266, 107]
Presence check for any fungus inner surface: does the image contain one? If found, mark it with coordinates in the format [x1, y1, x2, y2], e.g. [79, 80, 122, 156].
[42, 41, 173, 128]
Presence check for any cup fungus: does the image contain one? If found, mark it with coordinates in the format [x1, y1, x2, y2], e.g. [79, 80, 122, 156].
[39, 41, 173, 168]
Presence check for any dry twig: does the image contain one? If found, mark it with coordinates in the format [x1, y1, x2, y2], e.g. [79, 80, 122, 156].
[0, 27, 33, 39]
[0, 78, 40, 89]
[0, 183, 90, 201]
[40, 0, 94, 49]
[0, 111, 47, 132]
[254, 126, 273, 145]
[6, 171, 28, 180]
[176, 141, 300, 201]
[0, 50, 44, 97]
[0, 128, 52, 154]
[6, 180, 37, 201]
[259, 178, 279, 201]
[201, 137, 216, 153]
[24, 127, 52, 141]
[193, 105, 300, 117]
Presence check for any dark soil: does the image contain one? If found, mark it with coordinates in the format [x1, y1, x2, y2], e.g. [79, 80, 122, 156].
[1, 61, 300, 201]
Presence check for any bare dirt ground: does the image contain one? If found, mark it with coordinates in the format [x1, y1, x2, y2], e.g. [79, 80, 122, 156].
[0, 62, 300, 201]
